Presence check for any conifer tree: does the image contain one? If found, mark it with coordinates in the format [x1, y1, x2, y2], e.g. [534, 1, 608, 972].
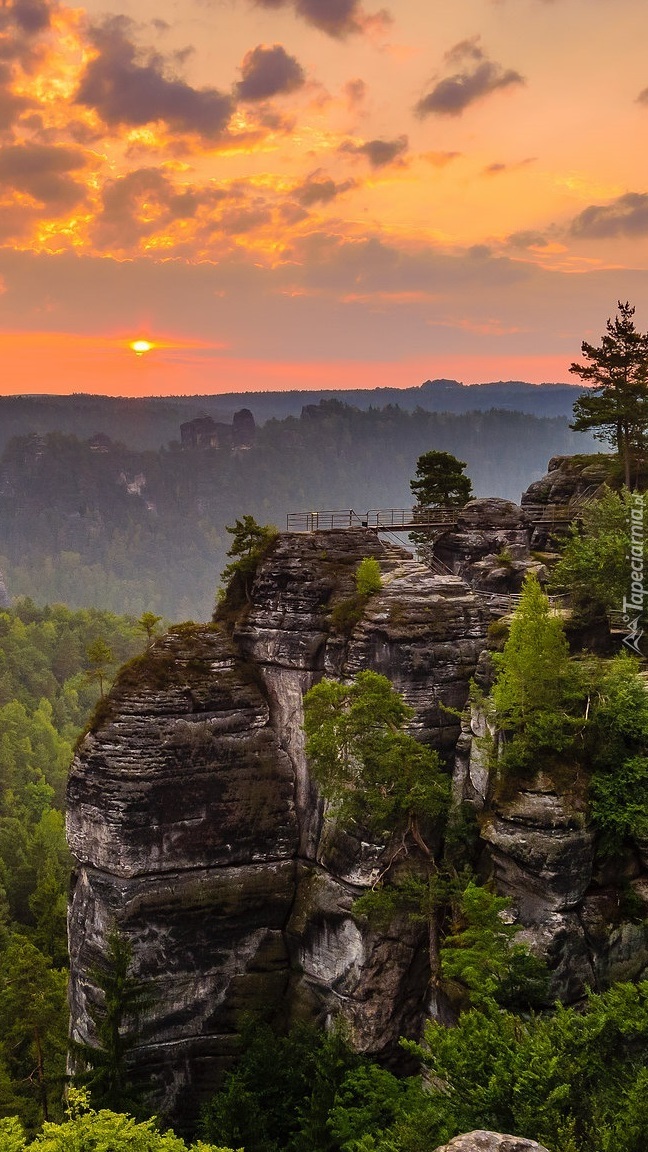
[570, 301, 648, 488]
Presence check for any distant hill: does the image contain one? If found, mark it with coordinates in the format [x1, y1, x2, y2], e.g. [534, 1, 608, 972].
[0, 399, 595, 620]
[0, 381, 586, 452]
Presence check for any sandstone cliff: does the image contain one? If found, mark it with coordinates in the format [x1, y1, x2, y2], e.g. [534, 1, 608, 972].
[68, 529, 486, 1124]
[66, 466, 648, 1124]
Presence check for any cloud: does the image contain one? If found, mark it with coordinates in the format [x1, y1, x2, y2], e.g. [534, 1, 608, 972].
[252, 0, 391, 39]
[570, 192, 648, 239]
[0, 85, 31, 130]
[294, 169, 355, 205]
[236, 43, 305, 101]
[482, 157, 535, 176]
[76, 17, 233, 141]
[340, 134, 408, 167]
[11, 0, 50, 34]
[343, 78, 367, 109]
[506, 230, 550, 249]
[415, 37, 524, 117]
[0, 142, 88, 208]
[94, 166, 223, 249]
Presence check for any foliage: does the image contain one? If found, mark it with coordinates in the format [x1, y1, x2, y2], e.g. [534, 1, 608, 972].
[490, 577, 648, 850]
[439, 881, 549, 1011]
[492, 572, 584, 773]
[217, 516, 278, 609]
[550, 486, 648, 619]
[409, 451, 472, 508]
[200, 1021, 359, 1152]
[85, 639, 114, 698]
[0, 602, 147, 1130]
[75, 930, 153, 1116]
[355, 558, 382, 597]
[137, 612, 163, 645]
[303, 671, 449, 841]
[570, 301, 648, 488]
[0, 936, 68, 1129]
[585, 654, 648, 850]
[392, 981, 648, 1152]
[330, 559, 383, 636]
[2, 1088, 238, 1151]
[327, 1065, 420, 1152]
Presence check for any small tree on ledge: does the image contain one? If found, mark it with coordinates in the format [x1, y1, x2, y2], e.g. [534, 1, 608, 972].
[217, 515, 278, 610]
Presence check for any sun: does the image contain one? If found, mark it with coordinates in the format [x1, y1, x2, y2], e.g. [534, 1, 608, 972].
[130, 339, 155, 356]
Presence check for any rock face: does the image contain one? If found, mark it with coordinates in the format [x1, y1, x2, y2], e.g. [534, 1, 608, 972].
[432, 499, 546, 594]
[433, 1133, 552, 1152]
[67, 529, 487, 1125]
[67, 468, 648, 1123]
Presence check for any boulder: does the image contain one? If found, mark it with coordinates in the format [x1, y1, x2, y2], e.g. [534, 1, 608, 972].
[433, 1133, 551, 1152]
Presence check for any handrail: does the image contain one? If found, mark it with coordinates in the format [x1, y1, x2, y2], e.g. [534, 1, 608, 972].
[286, 509, 364, 532]
[365, 507, 459, 529]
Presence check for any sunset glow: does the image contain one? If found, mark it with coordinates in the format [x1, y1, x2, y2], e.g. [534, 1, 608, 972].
[0, 0, 647, 394]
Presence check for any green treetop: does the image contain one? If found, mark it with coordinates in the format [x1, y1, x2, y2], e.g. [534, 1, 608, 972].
[303, 670, 449, 850]
[492, 572, 583, 772]
[410, 451, 472, 508]
[570, 301, 648, 489]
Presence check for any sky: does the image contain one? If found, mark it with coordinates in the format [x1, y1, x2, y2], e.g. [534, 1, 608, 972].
[2, 0, 648, 395]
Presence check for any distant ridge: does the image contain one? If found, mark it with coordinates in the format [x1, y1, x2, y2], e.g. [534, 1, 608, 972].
[0, 380, 586, 452]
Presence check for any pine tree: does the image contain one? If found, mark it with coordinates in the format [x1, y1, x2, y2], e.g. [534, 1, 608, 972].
[410, 451, 472, 508]
[75, 930, 152, 1116]
[570, 301, 648, 488]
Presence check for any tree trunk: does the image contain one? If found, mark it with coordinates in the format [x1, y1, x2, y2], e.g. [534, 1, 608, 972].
[34, 1025, 49, 1123]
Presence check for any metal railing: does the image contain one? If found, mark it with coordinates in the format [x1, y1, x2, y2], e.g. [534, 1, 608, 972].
[365, 507, 459, 529]
[523, 484, 604, 525]
[286, 509, 365, 532]
[474, 590, 571, 614]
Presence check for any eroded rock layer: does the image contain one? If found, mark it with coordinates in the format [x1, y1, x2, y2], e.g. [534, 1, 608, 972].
[67, 497, 648, 1123]
[67, 529, 486, 1122]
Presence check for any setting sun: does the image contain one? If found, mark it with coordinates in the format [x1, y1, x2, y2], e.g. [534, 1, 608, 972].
[130, 340, 154, 356]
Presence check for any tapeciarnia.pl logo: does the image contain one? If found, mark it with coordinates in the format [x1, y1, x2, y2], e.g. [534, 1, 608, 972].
[622, 493, 645, 656]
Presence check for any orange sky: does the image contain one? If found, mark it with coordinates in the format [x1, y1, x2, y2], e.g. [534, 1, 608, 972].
[1, 0, 648, 394]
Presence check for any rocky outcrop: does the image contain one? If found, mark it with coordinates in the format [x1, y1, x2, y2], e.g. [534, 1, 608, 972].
[67, 529, 487, 1124]
[433, 1134, 552, 1152]
[521, 454, 612, 509]
[432, 499, 546, 594]
[453, 743, 648, 1001]
[67, 464, 648, 1122]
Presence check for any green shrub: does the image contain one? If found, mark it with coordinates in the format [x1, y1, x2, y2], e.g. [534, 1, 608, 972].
[356, 558, 382, 596]
[331, 594, 367, 636]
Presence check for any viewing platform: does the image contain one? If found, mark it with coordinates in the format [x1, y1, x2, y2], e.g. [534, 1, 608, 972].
[286, 498, 595, 534]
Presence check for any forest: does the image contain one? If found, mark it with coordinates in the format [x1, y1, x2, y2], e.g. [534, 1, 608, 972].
[1, 573, 647, 1152]
[0, 382, 588, 453]
[0, 601, 149, 1130]
[0, 320, 646, 1150]
[0, 401, 594, 620]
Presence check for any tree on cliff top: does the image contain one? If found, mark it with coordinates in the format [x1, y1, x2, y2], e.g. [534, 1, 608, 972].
[410, 451, 472, 508]
[570, 301, 648, 489]
[218, 516, 278, 608]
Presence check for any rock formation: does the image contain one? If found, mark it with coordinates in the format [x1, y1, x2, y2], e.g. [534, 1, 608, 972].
[66, 458, 648, 1125]
[67, 529, 486, 1125]
[433, 1134, 552, 1152]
